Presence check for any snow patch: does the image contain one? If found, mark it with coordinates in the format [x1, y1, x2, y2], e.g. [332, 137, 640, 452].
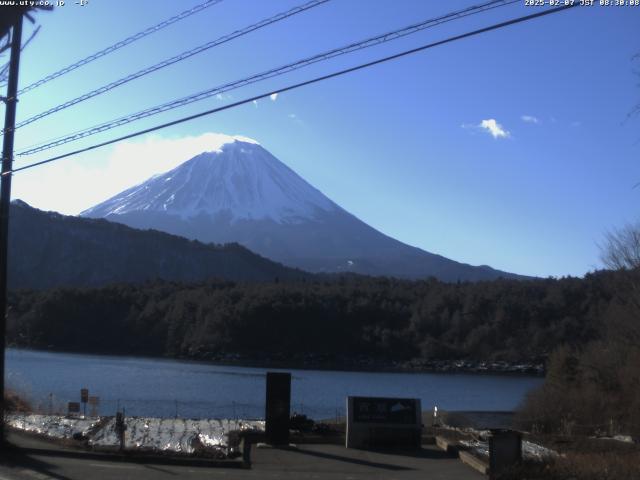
[90, 417, 263, 454]
[6, 414, 99, 439]
[458, 437, 558, 462]
[7, 414, 264, 457]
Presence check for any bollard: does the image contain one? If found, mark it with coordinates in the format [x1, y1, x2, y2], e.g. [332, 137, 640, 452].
[489, 429, 522, 478]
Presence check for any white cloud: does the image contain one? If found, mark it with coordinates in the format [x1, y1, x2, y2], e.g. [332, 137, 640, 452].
[521, 115, 539, 124]
[287, 113, 304, 126]
[479, 118, 510, 139]
[12, 133, 259, 215]
[270, 92, 278, 101]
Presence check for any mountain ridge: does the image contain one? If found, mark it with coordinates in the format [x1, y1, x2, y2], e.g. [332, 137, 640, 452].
[8, 200, 309, 290]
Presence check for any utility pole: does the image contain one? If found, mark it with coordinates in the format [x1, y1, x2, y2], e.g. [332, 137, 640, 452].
[0, 14, 23, 444]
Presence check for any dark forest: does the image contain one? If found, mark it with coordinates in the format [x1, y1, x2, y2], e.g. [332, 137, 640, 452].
[6, 270, 627, 369]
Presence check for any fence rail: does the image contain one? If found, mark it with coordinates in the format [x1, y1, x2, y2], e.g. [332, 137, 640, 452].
[14, 393, 346, 421]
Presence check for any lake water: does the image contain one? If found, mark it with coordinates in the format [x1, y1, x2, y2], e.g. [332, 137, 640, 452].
[6, 348, 543, 420]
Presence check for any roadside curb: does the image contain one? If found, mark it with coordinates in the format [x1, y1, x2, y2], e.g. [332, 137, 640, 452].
[435, 435, 490, 476]
[435, 435, 458, 455]
[458, 450, 489, 475]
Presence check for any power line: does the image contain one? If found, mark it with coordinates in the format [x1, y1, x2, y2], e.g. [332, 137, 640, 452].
[17, 0, 224, 95]
[16, 0, 518, 156]
[10, 0, 330, 133]
[7, 3, 578, 176]
[14, 0, 514, 151]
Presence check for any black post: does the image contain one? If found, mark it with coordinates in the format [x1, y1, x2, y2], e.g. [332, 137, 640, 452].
[0, 15, 23, 444]
[265, 372, 291, 446]
[115, 409, 127, 451]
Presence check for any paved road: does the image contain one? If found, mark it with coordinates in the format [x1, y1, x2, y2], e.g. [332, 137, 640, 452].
[0, 432, 484, 480]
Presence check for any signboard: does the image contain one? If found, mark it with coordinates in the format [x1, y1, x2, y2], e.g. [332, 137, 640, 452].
[80, 388, 89, 403]
[68, 402, 80, 414]
[346, 396, 421, 449]
[352, 397, 418, 425]
[265, 372, 291, 445]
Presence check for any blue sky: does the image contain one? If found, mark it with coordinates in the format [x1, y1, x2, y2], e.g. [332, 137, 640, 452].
[3, 0, 639, 278]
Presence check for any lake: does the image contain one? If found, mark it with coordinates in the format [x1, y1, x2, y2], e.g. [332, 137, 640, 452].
[6, 348, 543, 420]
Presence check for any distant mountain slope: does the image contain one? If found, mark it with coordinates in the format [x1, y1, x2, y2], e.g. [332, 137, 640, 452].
[8, 200, 307, 290]
[83, 136, 522, 282]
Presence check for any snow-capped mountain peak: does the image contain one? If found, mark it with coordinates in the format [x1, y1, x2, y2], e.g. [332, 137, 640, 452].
[81, 140, 337, 224]
[82, 134, 522, 281]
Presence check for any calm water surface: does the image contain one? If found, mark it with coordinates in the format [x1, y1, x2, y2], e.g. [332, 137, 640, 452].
[6, 348, 543, 419]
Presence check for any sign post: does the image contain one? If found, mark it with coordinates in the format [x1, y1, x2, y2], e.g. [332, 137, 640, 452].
[80, 388, 88, 418]
[88, 396, 100, 417]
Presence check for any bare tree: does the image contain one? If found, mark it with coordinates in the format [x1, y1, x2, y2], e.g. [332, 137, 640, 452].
[598, 223, 640, 355]
[600, 222, 640, 271]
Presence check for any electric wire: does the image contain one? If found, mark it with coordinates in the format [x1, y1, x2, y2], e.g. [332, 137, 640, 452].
[17, 0, 224, 95]
[11, 0, 330, 132]
[6, 3, 578, 176]
[16, 0, 518, 156]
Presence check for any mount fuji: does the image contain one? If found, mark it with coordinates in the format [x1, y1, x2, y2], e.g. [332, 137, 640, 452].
[82, 136, 519, 281]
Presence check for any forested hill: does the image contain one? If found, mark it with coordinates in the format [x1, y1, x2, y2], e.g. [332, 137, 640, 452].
[7, 270, 626, 369]
[8, 200, 308, 289]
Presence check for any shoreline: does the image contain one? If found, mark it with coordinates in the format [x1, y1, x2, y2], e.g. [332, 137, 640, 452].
[176, 355, 545, 376]
[7, 346, 545, 376]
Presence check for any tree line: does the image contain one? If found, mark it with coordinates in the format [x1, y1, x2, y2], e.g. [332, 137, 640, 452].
[6, 269, 627, 366]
